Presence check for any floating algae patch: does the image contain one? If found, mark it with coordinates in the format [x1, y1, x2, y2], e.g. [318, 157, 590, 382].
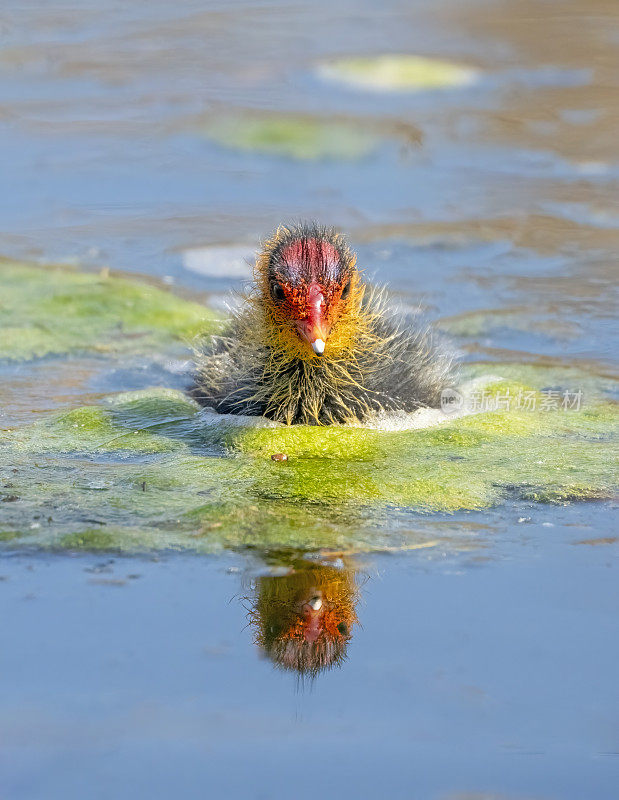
[439, 307, 581, 342]
[4, 257, 613, 555]
[8, 399, 189, 455]
[201, 112, 382, 161]
[0, 375, 617, 554]
[463, 361, 619, 401]
[318, 55, 478, 92]
[0, 259, 219, 361]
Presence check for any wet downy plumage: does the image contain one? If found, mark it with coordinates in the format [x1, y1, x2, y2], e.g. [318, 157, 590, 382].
[247, 561, 359, 679]
[192, 223, 453, 425]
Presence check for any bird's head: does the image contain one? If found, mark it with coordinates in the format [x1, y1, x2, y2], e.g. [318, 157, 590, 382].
[249, 562, 358, 677]
[257, 224, 363, 359]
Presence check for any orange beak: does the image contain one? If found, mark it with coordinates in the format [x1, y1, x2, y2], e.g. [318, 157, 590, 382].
[294, 283, 330, 355]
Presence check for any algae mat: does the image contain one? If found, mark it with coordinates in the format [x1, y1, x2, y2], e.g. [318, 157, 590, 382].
[1, 261, 617, 554]
[317, 55, 479, 92]
[0, 258, 218, 361]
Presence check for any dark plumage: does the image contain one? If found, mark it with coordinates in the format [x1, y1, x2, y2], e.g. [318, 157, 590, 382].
[192, 223, 453, 425]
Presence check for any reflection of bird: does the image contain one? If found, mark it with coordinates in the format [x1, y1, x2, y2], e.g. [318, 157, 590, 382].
[248, 561, 358, 677]
[193, 222, 452, 424]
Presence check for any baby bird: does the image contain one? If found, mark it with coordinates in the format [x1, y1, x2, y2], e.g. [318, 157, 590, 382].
[193, 222, 452, 425]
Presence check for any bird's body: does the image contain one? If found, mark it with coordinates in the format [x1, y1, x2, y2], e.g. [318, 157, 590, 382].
[192, 223, 453, 425]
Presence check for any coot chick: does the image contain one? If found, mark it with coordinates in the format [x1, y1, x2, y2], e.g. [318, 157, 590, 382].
[193, 222, 452, 425]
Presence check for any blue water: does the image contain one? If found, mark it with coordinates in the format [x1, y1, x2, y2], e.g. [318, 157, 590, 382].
[1, 504, 617, 799]
[1, 0, 618, 796]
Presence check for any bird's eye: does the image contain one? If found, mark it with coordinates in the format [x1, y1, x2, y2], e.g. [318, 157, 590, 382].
[270, 282, 286, 302]
[341, 280, 351, 300]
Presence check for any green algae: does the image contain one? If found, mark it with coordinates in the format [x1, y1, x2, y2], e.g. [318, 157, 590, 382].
[202, 113, 380, 161]
[318, 55, 478, 92]
[439, 308, 580, 341]
[0, 256, 616, 553]
[9, 402, 188, 455]
[0, 378, 616, 554]
[0, 530, 21, 542]
[59, 529, 121, 551]
[520, 485, 614, 503]
[225, 424, 384, 460]
[0, 260, 219, 361]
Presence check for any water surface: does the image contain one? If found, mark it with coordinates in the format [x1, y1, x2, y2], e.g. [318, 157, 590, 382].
[0, 1, 618, 797]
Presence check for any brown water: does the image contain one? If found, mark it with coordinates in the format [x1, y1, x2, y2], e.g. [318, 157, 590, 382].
[0, 1, 618, 798]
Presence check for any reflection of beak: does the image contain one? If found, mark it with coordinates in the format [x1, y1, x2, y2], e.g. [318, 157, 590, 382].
[295, 320, 331, 356]
[301, 593, 324, 643]
[308, 595, 323, 611]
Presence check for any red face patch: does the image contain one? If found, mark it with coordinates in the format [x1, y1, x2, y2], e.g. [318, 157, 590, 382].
[280, 238, 340, 279]
[269, 234, 353, 353]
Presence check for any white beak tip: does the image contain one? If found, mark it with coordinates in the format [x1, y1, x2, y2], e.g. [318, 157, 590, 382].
[311, 338, 326, 355]
[308, 597, 323, 611]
